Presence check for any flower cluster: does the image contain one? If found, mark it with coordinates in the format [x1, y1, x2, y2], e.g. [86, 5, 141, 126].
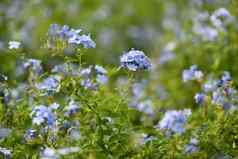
[120, 49, 152, 71]
[48, 24, 96, 48]
[182, 65, 203, 82]
[156, 109, 191, 134]
[31, 105, 56, 126]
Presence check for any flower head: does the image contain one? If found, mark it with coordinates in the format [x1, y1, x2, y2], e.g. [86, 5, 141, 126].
[65, 100, 80, 116]
[8, 41, 21, 49]
[182, 65, 203, 82]
[156, 109, 191, 134]
[120, 49, 152, 71]
[48, 24, 96, 48]
[194, 93, 205, 105]
[36, 75, 61, 93]
[211, 8, 233, 29]
[32, 105, 55, 126]
[23, 59, 42, 75]
[185, 138, 199, 154]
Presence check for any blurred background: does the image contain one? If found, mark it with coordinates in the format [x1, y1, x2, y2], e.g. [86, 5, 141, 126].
[0, 0, 238, 109]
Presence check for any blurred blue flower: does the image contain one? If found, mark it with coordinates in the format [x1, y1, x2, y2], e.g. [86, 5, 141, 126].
[24, 128, 37, 141]
[32, 105, 55, 126]
[182, 65, 203, 82]
[69, 34, 96, 48]
[212, 89, 225, 106]
[194, 93, 205, 105]
[120, 49, 152, 71]
[185, 138, 199, 154]
[95, 65, 108, 85]
[36, 75, 61, 93]
[203, 79, 218, 93]
[220, 71, 231, 85]
[95, 65, 107, 75]
[8, 41, 21, 49]
[41, 147, 59, 159]
[65, 100, 80, 116]
[96, 74, 108, 85]
[23, 59, 43, 75]
[157, 109, 191, 134]
[211, 8, 233, 30]
[48, 24, 96, 48]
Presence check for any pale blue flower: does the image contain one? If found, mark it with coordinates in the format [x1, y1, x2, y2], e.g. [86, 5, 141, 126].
[137, 100, 154, 115]
[49, 24, 96, 48]
[95, 65, 107, 75]
[185, 138, 199, 154]
[203, 79, 218, 92]
[211, 8, 233, 29]
[24, 128, 37, 141]
[212, 89, 225, 106]
[23, 59, 42, 75]
[194, 93, 205, 105]
[220, 71, 231, 85]
[95, 65, 108, 85]
[182, 65, 203, 82]
[120, 49, 152, 71]
[32, 105, 55, 126]
[41, 147, 59, 159]
[36, 75, 61, 93]
[0, 147, 11, 159]
[69, 34, 96, 48]
[8, 41, 21, 49]
[96, 74, 108, 85]
[65, 100, 80, 116]
[157, 109, 191, 134]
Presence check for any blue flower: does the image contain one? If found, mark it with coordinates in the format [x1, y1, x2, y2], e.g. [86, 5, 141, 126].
[65, 100, 80, 116]
[203, 79, 218, 92]
[194, 93, 205, 105]
[48, 24, 96, 48]
[23, 59, 42, 75]
[36, 75, 61, 93]
[95, 65, 108, 85]
[96, 74, 108, 85]
[157, 109, 191, 134]
[69, 34, 96, 48]
[220, 71, 231, 86]
[211, 8, 233, 30]
[8, 41, 21, 49]
[182, 65, 203, 82]
[212, 89, 225, 106]
[24, 129, 37, 141]
[120, 49, 152, 71]
[95, 65, 107, 75]
[32, 105, 55, 126]
[185, 138, 199, 154]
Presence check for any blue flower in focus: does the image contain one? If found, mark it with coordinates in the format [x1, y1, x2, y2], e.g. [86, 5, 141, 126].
[182, 65, 203, 82]
[194, 93, 205, 105]
[157, 109, 191, 134]
[120, 49, 152, 71]
[32, 105, 55, 126]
